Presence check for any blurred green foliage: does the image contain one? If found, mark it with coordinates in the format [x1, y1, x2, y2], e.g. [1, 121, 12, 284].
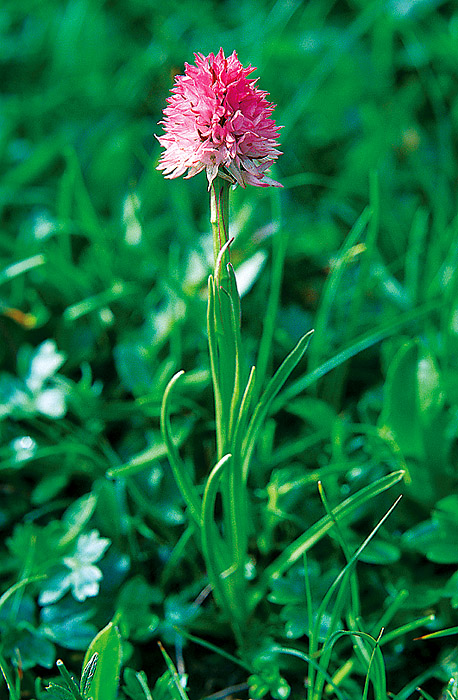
[1, 0, 458, 698]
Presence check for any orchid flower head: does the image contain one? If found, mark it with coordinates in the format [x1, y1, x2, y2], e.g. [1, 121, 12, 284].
[157, 48, 283, 189]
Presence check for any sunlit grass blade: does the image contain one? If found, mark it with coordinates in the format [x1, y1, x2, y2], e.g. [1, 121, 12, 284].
[63, 282, 138, 321]
[0, 255, 46, 286]
[160, 371, 202, 526]
[414, 625, 458, 641]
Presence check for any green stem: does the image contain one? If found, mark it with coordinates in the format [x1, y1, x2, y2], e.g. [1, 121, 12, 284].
[208, 175, 250, 635]
[210, 176, 230, 269]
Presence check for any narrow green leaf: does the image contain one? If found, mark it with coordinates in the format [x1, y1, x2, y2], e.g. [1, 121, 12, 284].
[107, 425, 190, 478]
[380, 614, 435, 644]
[207, 276, 224, 458]
[275, 298, 442, 410]
[173, 628, 251, 672]
[272, 647, 347, 700]
[214, 285, 238, 446]
[201, 454, 235, 620]
[56, 660, 84, 700]
[311, 497, 401, 700]
[0, 254, 46, 286]
[323, 630, 386, 700]
[231, 365, 256, 461]
[82, 623, 122, 700]
[307, 205, 372, 374]
[123, 668, 154, 700]
[0, 652, 20, 700]
[59, 493, 98, 548]
[158, 644, 190, 700]
[0, 575, 46, 614]
[160, 371, 202, 526]
[242, 329, 314, 479]
[226, 261, 241, 327]
[228, 366, 256, 586]
[317, 481, 360, 621]
[254, 194, 287, 404]
[63, 283, 137, 322]
[261, 470, 404, 588]
[415, 624, 458, 641]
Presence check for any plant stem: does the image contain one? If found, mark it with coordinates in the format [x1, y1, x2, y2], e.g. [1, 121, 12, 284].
[210, 176, 230, 267]
[208, 175, 249, 631]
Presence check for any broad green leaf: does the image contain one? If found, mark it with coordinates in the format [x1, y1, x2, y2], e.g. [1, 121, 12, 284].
[379, 341, 425, 459]
[380, 340, 443, 457]
[115, 576, 160, 641]
[60, 494, 98, 548]
[82, 623, 122, 700]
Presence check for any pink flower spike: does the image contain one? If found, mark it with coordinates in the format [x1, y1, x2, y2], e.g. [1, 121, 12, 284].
[157, 49, 283, 189]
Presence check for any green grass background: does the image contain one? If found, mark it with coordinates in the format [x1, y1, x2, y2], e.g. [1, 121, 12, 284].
[1, 0, 458, 698]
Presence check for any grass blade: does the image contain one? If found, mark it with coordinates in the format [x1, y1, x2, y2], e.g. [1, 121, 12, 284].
[260, 470, 404, 588]
[160, 371, 202, 526]
[242, 329, 314, 479]
[0, 653, 20, 700]
[201, 454, 238, 623]
[274, 298, 442, 410]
